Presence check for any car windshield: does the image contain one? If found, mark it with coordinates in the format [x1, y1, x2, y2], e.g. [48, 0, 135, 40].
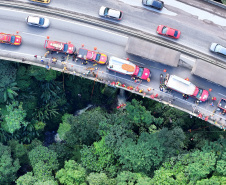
[146, 0, 154, 5]
[137, 67, 144, 78]
[63, 44, 68, 52]
[95, 53, 100, 61]
[104, 8, 109, 16]
[215, 45, 222, 53]
[196, 88, 203, 99]
[162, 27, 168, 34]
[215, 45, 226, 55]
[10, 36, 15, 43]
[39, 18, 44, 25]
[174, 30, 178, 37]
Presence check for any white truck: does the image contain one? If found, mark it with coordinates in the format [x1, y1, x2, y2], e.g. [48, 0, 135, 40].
[165, 75, 209, 102]
[107, 56, 151, 81]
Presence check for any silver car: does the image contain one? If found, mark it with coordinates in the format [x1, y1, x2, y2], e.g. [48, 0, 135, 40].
[99, 6, 123, 20]
[26, 16, 50, 28]
[210, 43, 226, 56]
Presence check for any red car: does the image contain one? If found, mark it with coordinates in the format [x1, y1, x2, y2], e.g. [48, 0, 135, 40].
[156, 25, 181, 39]
[0, 33, 22, 45]
[44, 40, 76, 54]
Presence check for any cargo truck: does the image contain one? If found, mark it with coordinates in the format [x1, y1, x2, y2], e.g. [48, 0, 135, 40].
[107, 56, 151, 81]
[165, 75, 209, 102]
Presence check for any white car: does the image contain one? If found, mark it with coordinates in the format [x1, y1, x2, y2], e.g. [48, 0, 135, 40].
[99, 6, 123, 20]
[26, 16, 50, 28]
[210, 43, 226, 57]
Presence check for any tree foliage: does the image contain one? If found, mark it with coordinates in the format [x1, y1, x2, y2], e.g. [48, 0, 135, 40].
[65, 108, 106, 146]
[1, 101, 28, 134]
[56, 160, 86, 185]
[0, 60, 17, 103]
[16, 172, 59, 185]
[0, 142, 20, 185]
[28, 66, 59, 81]
[8, 139, 28, 165]
[28, 145, 59, 179]
[118, 132, 165, 173]
[87, 172, 116, 185]
[81, 137, 117, 177]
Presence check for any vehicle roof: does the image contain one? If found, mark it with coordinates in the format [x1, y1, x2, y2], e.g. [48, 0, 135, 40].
[108, 56, 136, 74]
[152, 0, 163, 8]
[0, 34, 10, 41]
[167, 29, 175, 36]
[108, 9, 121, 18]
[28, 16, 40, 24]
[47, 41, 64, 50]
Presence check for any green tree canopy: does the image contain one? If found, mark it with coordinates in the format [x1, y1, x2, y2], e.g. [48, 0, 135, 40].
[65, 108, 107, 146]
[28, 65, 60, 81]
[0, 142, 20, 185]
[16, 65, 32, 91]
[125, 99, 163, 132]
[81, 137, 118, 177]
[16, 172, 59, 185]
[56, 160, 86, 185]
[216, 152, 226, 176]
[158, 127, 186, 158]
[0, 60, 17, 103]
[1, 101, 29, 134]
[28, 145, 59, 179]
[118, 132, 165, 173]
[8, 139, 28, 165]
[104, 113, 136, 155]
[87, 172, 116, 185]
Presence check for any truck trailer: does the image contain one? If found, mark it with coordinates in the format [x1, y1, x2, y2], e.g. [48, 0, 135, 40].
[165, 75, 209, 102]
[107, 56, 151, 81]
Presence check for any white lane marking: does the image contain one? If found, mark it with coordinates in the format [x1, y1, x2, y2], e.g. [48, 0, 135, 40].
[22, 32, 46, 38]
[218, 93, 226, 98]
[0, 49, 34, 56]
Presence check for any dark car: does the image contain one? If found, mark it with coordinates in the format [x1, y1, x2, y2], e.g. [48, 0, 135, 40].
[142, 0, 164, 10]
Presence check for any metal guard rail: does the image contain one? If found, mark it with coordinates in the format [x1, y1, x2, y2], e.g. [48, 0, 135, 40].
[1, 0, 226, 69]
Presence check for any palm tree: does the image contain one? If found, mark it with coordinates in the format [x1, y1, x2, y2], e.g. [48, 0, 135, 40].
[39, 80, 63, 106]
[33, 104, 59, 122]
[0, 82, 19, 102]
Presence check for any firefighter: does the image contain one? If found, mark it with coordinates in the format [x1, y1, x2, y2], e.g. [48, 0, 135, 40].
[116, 82, 121, 86]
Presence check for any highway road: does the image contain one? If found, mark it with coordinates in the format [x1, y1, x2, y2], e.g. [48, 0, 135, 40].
[0, 2, 226, 128]
[16, 0, 226, 62]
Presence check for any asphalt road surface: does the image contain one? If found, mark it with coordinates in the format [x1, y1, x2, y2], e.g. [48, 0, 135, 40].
[0, 3, 226, 128]
[15, 0, 226, 62]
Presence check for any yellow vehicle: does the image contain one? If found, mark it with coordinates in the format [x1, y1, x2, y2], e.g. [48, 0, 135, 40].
[29, 0, 51, 4]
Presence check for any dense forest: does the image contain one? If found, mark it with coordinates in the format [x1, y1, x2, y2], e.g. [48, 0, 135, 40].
[0, 60, 226, 185]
